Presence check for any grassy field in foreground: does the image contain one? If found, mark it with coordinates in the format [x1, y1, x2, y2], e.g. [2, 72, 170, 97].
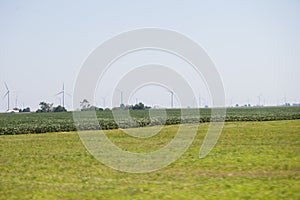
[0, 120, 300, 199]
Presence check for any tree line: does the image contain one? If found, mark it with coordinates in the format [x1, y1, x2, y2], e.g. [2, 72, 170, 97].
[35, 99, 151, 113]
[80, 99, 151, 111]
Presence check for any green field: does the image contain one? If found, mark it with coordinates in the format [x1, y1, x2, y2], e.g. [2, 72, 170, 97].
[1, 120, 299, 199]
[1, 107, 300, 135]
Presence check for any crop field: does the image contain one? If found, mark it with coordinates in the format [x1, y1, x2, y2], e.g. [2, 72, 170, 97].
[0, 107, 300, 135]
[0, 120, 299, 199]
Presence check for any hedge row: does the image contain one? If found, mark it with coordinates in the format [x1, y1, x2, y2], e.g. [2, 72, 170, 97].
[1, 111, 300, 135]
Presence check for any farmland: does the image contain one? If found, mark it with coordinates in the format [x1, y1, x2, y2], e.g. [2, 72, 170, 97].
[0, 106, 300, 135]
[0, 120, 299, 199]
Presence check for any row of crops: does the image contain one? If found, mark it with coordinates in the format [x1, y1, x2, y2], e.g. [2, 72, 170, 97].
[0, 107, 300, 135]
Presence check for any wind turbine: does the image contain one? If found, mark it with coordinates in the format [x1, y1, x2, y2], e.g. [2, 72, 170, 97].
[198, 94, 201, 108]
[284, 94, 287, 105]
[257, 94, 262, 107]
[56, 84, 65, 107]
[116, 89, 124, 106]
[15, 95, 18, 108]
[198, 94, 207, 108]
[167, 89, 174, 108]
[101, 97, 106, 108]
[3, 82, 10, 110]
[55, 83, 71, 108]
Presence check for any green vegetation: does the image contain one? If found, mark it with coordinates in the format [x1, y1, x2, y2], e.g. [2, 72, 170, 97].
[36, 102, 67, 113]
[0, 120, 299, 199]
[1, 107, 300, 135]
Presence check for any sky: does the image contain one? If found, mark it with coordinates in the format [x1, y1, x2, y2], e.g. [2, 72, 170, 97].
[0, 0, 300, 111]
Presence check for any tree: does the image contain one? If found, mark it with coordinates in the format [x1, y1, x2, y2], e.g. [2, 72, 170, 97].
[80, 99, 90, 111]
[89, 106, 98, 111]
[37, 102, 53, 112]
[53, 105, 67, 112]
[132, 102, 151, 110]
[20, 107, 30, 112]
[120, 103, 125, 110]
[113, 102, 151, 110]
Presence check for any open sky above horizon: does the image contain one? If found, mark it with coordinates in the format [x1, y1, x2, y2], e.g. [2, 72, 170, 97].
[1, 0, 300, 111]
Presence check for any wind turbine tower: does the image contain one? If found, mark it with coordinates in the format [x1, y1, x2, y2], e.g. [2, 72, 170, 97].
[15, 95, 18, 108]
[169, 90, 174, 108]
[116, 89, 124, 106]
[56, 83, 65, 107]
[257, 94, 262, 107]
[101, 97, 106, 108]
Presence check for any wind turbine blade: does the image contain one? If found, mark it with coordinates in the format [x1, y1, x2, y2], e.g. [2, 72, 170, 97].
[3, 91, 9, 99]
[66, 92, 72, 97]
[4, 82, 9, 91]
[55, 91, 63, 96]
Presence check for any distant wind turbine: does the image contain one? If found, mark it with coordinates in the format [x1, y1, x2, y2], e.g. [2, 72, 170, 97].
[257, 94, 262, 106]
[15, 95, 18, 108]
[166, 89, 174, 108]
[101, 97, 106, 108]
[198, 94, 201, 108]
[3, 82, 10, 110]
[198, 95, 208, 108]
[284, 94, 287, 105]
[116, 89, 124, 105]
[55, 83, 71, 108]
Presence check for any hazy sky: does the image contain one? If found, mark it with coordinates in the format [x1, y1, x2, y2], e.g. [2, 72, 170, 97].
[1, 0, 300, 111]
